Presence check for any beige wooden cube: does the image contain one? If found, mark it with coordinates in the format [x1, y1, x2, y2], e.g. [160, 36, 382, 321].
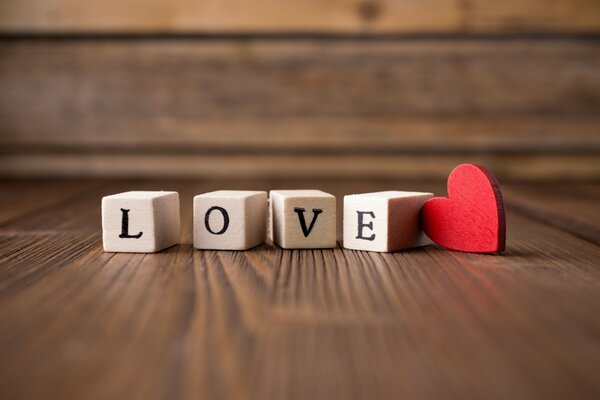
[270, 190, 336, 249]
[102, 191, 180, 253]
[194, 190, 267, 250]
[343, 191, 433, 252]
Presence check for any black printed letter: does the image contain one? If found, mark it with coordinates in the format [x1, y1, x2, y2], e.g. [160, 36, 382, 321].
[293, 207, 323, 237]
[356, 211, 375, 241]
[205, 206, 230, 235]
[119, 208, 143, 239]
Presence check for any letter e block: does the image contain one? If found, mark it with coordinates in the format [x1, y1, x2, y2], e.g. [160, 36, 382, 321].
[102, 191, 180, 253]
[194, 191, 267, 250]
[343, 191, 433, 252]
[270, 190, 336, 249]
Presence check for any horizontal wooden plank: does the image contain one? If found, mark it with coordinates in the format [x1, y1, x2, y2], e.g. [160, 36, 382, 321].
[1, 0, 600, 33]
[1, 153, 599, 180]
[2, 115, 600, 154]
[0, 180, 599, 399]
[0, 39, 599, 155]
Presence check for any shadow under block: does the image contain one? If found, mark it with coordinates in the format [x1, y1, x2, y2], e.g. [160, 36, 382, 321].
[102, 191, 180, 253]
[343, 191, 433, 252]
[193, 190, 268, 250]
[270, 190, 336, 249]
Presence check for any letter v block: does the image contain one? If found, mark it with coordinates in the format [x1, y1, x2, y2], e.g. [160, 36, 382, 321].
[270, 190, 336, 249]
[102, 191, 180, 253]
[343, 191, 433, 252]
[194, 190, 268, 250]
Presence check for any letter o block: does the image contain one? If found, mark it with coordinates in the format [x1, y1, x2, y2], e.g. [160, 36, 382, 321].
[194, 191, 268, 250]
[343, 191, 433, 252]
[270, 190, 336, 249]
[102, 191, 180, 253]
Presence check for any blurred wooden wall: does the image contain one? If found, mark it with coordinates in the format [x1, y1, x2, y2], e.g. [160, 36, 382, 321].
[0, 0, 599, 181]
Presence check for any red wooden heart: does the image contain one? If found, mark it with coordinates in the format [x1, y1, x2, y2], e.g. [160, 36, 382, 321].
[421, 164, 506, 253]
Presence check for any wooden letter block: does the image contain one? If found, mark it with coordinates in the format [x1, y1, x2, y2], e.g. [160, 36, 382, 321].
[270, 190, 336, 249]
[102, 191, 180, 253]
[343, 191, 433, 252]
[194, 190, 267, 250]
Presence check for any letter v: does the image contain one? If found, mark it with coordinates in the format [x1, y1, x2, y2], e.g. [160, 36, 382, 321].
[293, 207, 323, 237]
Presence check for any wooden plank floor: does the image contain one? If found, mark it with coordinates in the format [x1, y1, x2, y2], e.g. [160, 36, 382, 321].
[0, 179, 599, 399]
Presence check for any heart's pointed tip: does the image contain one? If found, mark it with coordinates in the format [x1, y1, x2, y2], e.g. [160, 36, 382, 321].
[484, 241, 506, 254]
[434, 240, 506, 254]
[426, 244, 508, 255]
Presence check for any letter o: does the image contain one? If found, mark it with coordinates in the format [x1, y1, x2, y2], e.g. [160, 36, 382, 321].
[204, 206, 230, 235]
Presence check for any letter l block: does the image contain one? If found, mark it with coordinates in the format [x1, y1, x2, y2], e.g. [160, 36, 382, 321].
[343, 191, 433, 252]
[194, 190, 267, 250]
[102, 191, 180, 253]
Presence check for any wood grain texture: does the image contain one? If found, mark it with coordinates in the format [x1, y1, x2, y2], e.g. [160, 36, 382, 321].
[1, 0, 600, 33]
[2, 153, 599, 180]
[0, 179, 599, 399]
[0, 179, 99, 224]
[1, 39, 599, 151]
[504, 183, 600, 245]
[0, 38, 599, 180]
